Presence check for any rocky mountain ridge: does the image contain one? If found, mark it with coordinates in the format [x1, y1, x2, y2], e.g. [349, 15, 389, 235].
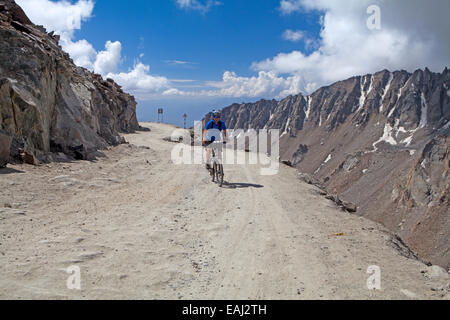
[0, 0, 141, 164]
[219, 68, 450, 268]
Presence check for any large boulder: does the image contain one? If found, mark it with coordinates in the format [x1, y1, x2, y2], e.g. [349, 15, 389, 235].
[0, 131, 11, 167]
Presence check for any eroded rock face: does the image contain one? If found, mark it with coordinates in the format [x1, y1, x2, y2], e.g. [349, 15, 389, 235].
[0, 0, 140, 163]
[220, 68, 450, 268]
[400, 135, 449, 268]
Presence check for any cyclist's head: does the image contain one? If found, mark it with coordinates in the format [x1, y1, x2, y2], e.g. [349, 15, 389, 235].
[212, 110, 221, 121]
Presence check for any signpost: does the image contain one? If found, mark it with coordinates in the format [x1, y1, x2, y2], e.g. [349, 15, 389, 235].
[158, 108, 164, 123]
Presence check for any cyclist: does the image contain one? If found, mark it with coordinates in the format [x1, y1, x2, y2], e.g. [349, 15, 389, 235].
[203, 110, 227, 170]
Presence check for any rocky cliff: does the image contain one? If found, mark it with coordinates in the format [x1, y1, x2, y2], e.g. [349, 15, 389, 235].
[220, 68, 450, 268]
[0, 0, 140, 164]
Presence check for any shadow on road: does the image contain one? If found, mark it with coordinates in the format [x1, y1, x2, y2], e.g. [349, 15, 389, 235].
[0, 167, 25, 175]
[222, 182, 264, 189]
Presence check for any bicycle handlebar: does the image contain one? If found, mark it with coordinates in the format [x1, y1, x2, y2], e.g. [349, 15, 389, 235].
[203, 140, 227, 145]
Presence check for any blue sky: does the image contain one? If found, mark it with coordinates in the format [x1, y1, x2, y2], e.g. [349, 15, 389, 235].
[76, 0, 321, 79]
[17, 0, 450, 126]
[73, 0, 323, 127]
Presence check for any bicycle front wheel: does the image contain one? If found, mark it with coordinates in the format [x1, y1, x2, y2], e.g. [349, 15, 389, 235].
[211, 162, 216, 182]
[217, 164, 224, 187]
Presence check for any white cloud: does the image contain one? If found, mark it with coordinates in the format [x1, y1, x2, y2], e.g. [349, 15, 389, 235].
[163, 88, 186, 96]
[107, 63, 170, 95]
[108, 68, 302, 100]
[282, 29, 304, 42]
[175, 0, 221, 13]
[164, 60, 197, 66]
[279, 0, 303, 15]
[205, 71, 301, 98]
[93, 41, 122, 75]
[16, 0, 94, 36]
[63, 39, 96, 69]
[163, 71, 302, 99]
[256, 0, 450, 94]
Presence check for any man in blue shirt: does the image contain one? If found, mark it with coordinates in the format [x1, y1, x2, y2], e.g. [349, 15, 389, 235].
[203, 110, 227, 170]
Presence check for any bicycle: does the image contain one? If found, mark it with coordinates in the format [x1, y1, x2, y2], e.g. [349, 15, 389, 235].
[208, 141, 225, 187]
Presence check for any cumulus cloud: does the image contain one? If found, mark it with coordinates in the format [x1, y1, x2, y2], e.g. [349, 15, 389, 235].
[282, 30, 304, 42]
[175, 0, 221, 13]
[256, 0, 450, 94]
[16, 0, 94, 37]
[162, 71, 302, 99]
[107, 63, 170, 95]
[62, 39, 96, 69]
[163, 88, 186, 96]
[204, 71, 301, 98]
[93, 41, 122, 75]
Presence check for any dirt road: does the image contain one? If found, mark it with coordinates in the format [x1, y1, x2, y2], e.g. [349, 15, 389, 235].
[0, 123, 448, 299]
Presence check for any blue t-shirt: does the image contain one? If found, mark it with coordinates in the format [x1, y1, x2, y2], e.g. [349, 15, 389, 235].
[205, 120, 226, 142]
[206, 120, 227, 131]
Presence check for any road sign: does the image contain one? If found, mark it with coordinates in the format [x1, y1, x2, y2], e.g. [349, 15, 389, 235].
[158, 108, 164, 123]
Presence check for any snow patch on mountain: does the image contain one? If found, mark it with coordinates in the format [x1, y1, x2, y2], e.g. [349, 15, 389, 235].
[304, 96, 311, 125]
[358, 76, 367, 112]
[380, 73, 393, 113]
[420, 93, 429, 128]
[371, 123, 397, 152]
[402, 135, 413, 146]
[281, 118, 291, 137]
